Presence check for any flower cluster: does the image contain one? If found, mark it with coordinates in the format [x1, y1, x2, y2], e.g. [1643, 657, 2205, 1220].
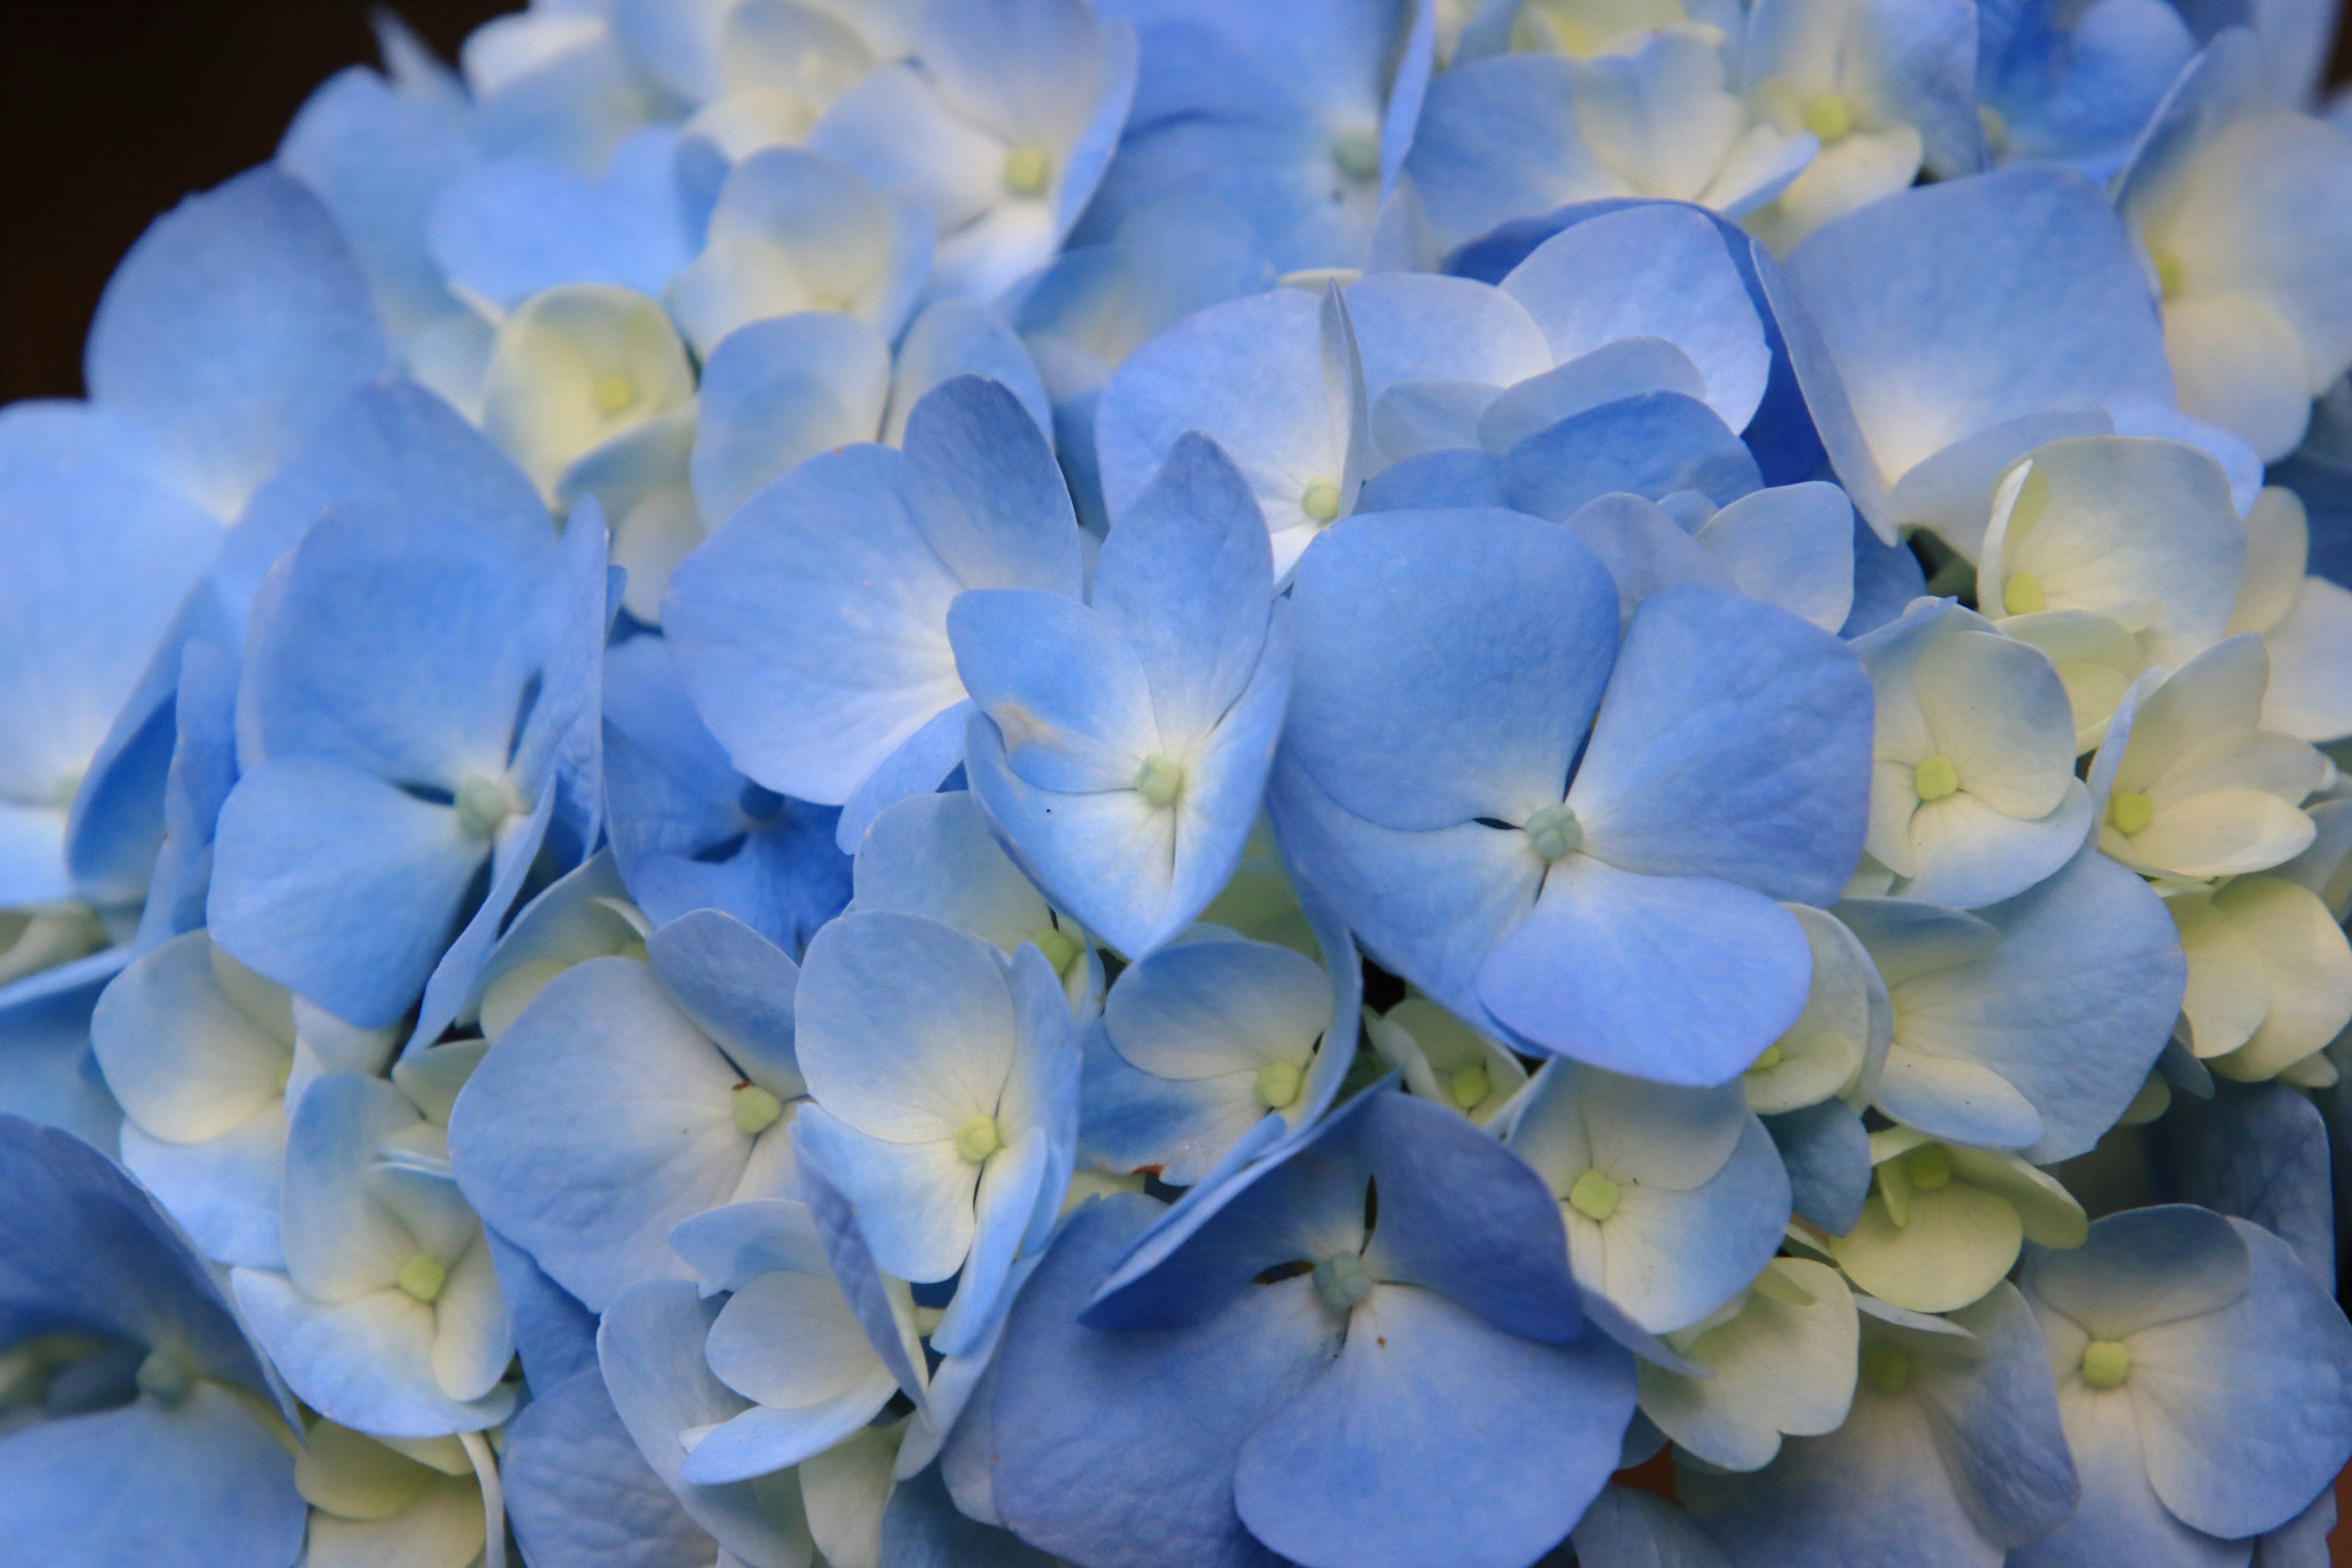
[8, 0, 2352, 1565]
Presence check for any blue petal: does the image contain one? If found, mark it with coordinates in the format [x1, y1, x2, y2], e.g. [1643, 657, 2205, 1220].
[1571, 1486, 1732, 1568]
[1232, 1283, 1634, 1568]
[2155, 1082, 2335, 1284]
[1501, 391, 1764, 522]
[1569, 584, 1874, 902]
[427, 131, 693, 310]
[484, 1227, 600, 1393]
[206, 759, 484, 1029]
[1774, 168, 2171, 538]
[598, 1281, 813, 1568]
[0, 1387, 304, 1568]
[990, 1192, 1333, 1568]
[1282, 508, 1618, 831]
[646, 911, 805, 1098]
[1764, 1101, 1874, 1236]
[688, 311, 892, 527]
[448, 957, 773, 1311]
[880, 1464, 1062, 1567]
[504, 1366, 719, 1568]
[1479, 859, 1812, 1085]
[85, 167, 387, 517]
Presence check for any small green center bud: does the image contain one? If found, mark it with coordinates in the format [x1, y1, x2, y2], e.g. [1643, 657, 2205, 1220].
[1861, 1343, 1913, 1396]
[1748, 1043, 1785, 1074]
[1803, 93, 1853, 143]
[731, 1083, 784, 1136]
[454, 776, 515, 837]
[2108, 790, 2155, 836]
[2081, 1339, 2131, 1389]
[1311, 1251, 1373, 1313]
[398, 1253, 448, 1305]
[2001, 569, 2046, 616]
[1904, 1144, 1953, 1191]
[1254, 1060, 1303, 1110]
[1300, 478, 1342, 522]
[593, 373, 636, 415]
[1449, 1063, 1491, 1109]
[135, 1346, 197, 1406]
[2151, 251, 2187, 300]
[1978, 102, 2010, 153]
[1329, 127, 1382, 181]
[1913, 754, 1961, 803]
[1134, 753, 1185, 808]
[1567, 1167, 1621, 1222]
[955, 1113, 1001, 1164]
[1002, 146, 1050, 195]
[1524, 802, 1583, 862]
[1030, 926, 1082, 975]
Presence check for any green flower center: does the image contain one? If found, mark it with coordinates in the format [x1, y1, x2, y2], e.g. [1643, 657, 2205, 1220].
[2108, 791, 2154, 836]
[1525, 803, 1583, 862]
[1003, 146, 1050, 195]
[1449, 1063, 1491, 1109]
[1913, 755, 1960, 803]
[1254, 1060, 1303, 1110]
[955, 1114, 1002, 1164]
[2082, 1339, 2131, 1389]
[1862, 1343, 1912, 1396]
[2001, 569, 2046, 616]
[731, 1084, 783, 1137]
[1803, 93, 1853, 143]
[1301, 478, 1342, 522]
[1904, 1144, 1953, 1191]
[1311, 1251, 1373, 1313]
[1567, 1168, 1621, 1222]
[398, 1253, 447, 1305]
[1134, 753, 1185, 809]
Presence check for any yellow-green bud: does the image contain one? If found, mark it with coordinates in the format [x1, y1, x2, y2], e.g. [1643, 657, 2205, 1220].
[1449, 1063, 1491, 1109]
[2001, 569, 2046, 616]
[1749, 1043, 1785, 1074]
[2108, 790, 2154, 836]
[1567, 1168, 1621, 1222]
[1329, 128, 1382, 181]
[135, 1346, 197, 1406]
[1913, 755, 1961, 803]
[1803, 93, 1853, 143]
[2151, 251, 2187, 300]
[593, 373, 636, 415]
[1134, 753, 1184, 808]
[732, 1083, 784, 1136]
[1254, 1060, 1303, 1110]
[1905, 1144, 1953, 1191]
[398, 1253, 448, 1305]
[1525, 802, 1583, 862]
[2081, 1339, 2131, 1389]
[1862, 1343, 1912, 1396]
[955, 1114, 1001, 1164]
[454, 776, 515, 837]
[1002, 146, 1050, 196]
[1031, 927, 1082, 975]
[1311, 1250, 1373, 1313]
[1301, 478, 1342, 522]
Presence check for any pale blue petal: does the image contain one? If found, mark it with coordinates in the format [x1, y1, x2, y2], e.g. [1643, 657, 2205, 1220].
[1501, 393, 1763, 521]
[1235, 1284, 1631, 1568]
[485, 1226, 600, 1393]
[1281, 510, 1618, 831]
[1571, 1486, 1732, 1568]
[2155, 1083, 2334, 1283]
[1763, 1101, 1873, 1237]
[447, 957, 764, 1310]
[885, 300, 1055, 447]
[1570, 585, 1872, 900]
[646, 910, 805, 1099]
[84, 167, 387, 516]
[428, 132, 693, 309]
[0, 1387, 304, 1568]
[950, 590, 1161, 793]
[880, 1464, 1061, 1567]
[504, 1366, 720, 1568]
[990, 1192, 1334, 1568]
[1480, 859, 1812, 1085]
[2131, 1219, 2352, 1539]
[688, 311, 892, 527]
[1777, 168, 2172, 538]
[206, 759, 484, 1028]
[787, 1104, 979, 1284]
[1090, 432, 1276, 747]
[598, 1281, 812, 1568]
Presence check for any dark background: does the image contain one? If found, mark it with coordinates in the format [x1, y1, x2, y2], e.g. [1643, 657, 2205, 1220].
[0, 0, 511, 402]
[7, 2, 2352, 401]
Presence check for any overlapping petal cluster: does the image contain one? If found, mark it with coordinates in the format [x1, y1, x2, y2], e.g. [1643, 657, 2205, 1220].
[6, 1, 2352, 1566]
